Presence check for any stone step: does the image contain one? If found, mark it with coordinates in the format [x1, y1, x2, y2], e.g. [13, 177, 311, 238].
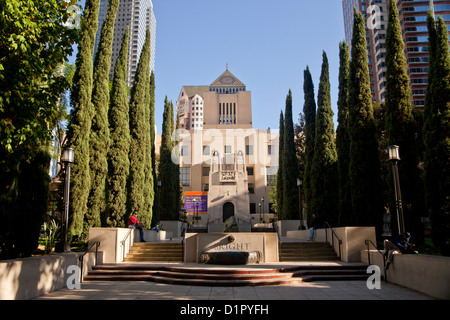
[124, 256, 183, 262]
[84, 264, 370, 286]
[279, 242, 338, 262]
[124, 242, 184, 262]
[251, 228, 275, 233]
[132, 243, 183, 248]
[280, 256, 340, 262]
[129, 247, 183, 254]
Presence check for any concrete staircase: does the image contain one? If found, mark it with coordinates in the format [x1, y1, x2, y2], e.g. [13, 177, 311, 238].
[83, 264, 370, 286]
[123, 242, 183, 262]
[279, 242, 339, 262]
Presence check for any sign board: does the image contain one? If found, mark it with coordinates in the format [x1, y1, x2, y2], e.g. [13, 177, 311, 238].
[185, 192, 208, 214]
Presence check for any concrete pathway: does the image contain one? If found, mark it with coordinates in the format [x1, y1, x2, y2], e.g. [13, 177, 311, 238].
[34, 280, 433, 301]
[34, 260, 434, 301]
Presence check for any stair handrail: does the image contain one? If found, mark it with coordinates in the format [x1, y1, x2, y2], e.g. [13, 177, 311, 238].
[206, 218, 220, 225]
[180, 221, 187, 237]
[79, 241, 100, 283]
[365, 239, 387, 282]
[121, 228, 133, 261]
[323, 222, 342, 259]
[273, 221, 281, 246]
[237, 217, 251, 225]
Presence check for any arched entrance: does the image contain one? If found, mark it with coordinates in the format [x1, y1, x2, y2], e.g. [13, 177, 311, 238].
[222, 202, 235, 222]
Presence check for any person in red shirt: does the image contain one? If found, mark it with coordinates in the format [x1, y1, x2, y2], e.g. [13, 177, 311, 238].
[128, 212, 146, 242]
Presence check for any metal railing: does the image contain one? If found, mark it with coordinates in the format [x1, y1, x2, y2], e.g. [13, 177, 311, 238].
[79, 241, 100, 283]
[324, 222, 342, 259]
[273, 221, 281, 246]
[365, 239, 388, 282]
[121, 228, 133, 261]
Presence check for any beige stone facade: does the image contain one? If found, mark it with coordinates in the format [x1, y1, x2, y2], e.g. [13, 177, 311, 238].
[156, 69, 279, 227]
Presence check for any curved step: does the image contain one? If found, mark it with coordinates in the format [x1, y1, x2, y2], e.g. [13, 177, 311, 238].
[85, 264, 370, 286]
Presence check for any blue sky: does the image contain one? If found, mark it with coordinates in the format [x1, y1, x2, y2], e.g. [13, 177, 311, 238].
[71, 0, 346, 133]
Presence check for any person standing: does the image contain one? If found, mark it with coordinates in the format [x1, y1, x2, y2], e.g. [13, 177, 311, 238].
[308, 214, 319, 241]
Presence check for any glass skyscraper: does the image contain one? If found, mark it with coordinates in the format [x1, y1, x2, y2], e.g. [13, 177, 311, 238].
[95, 0, 157, 87]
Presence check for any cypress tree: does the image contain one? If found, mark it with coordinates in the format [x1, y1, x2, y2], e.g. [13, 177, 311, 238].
[424, 15, 450, 255]
[310, 51, 338, 225]
[13, 145, 50, 257]
[150, 72, 160, 226]
[159, 97, 178, 220]
[128, 28, 151, 221]
[348, 8, 384, 229]
[423, 6, 439, 248]
[106, 28, 130, 228]
[385, 0, 424, 240]
[142, 62, 154, 227]
[67, 0, 100, 240]
[277, 111, 285, 219]
[173, 112, 181, 218]
[302, 67, 317, 223]
[336, 41, 352, 226]
[282, 90, 300, 220]
[87, 0, 119, 232]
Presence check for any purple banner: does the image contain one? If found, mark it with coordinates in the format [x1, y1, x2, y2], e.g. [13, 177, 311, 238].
[185, 192, 208, 213]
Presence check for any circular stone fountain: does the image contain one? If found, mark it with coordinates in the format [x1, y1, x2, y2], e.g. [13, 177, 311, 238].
[199, 251, 262, 265]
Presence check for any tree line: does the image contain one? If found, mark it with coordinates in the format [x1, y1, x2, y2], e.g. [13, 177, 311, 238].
[279, 1, 449, 256]
[68, 0, 179, 241]
[0, 0, 179, 258]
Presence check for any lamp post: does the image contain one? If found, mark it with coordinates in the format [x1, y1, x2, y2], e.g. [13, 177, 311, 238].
[388, 145, 405, 235]
[195, 201, 199, 225]
[297, 178, 303, 227]
[261, 197, 264, 222]
[60, 147, 74, 253]
[259, 203, 262, 223]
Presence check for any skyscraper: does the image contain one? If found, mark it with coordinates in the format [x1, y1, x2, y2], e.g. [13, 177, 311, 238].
[95, 0, 156, 87]
[397, 0, 450, 109]
[342, 0, 388, 103]
[342, 0, 450, 109]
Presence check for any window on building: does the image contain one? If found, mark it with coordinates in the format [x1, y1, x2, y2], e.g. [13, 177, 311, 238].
[202, 166, 210, 177]
[248, 184, 255, 194]
[202, 184, 209, 192]
[250, 203, 256, 214]
[224, 145, 232, 154]
[246, 145, 253, 155]
[266, 167, 277, 186]
[181, 146, 188, 156]
[247, 167, 254, 176]
[180, 167, 190, 186]
[203, 145, 210, 156]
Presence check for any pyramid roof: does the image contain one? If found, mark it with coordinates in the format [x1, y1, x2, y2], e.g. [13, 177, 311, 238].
[210, 68, 245, 87]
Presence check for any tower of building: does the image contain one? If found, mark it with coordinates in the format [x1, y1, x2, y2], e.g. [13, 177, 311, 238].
[160, 69, 280, 229]
[176, 67, 252, 132]
[95, 0, 156, 87]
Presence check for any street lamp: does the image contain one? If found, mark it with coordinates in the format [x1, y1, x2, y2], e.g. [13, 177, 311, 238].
[388, 145, 405, 235]
[157, 180, 161, 224]
[60, 147, 74, 253]
[261, 197, 265, 223]
[297, 178, 303, 227]
[259, 202, 262, 223]
[195, 201, 199, 225]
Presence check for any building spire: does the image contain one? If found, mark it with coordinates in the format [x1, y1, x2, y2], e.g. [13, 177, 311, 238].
[226, 62, 228, 70]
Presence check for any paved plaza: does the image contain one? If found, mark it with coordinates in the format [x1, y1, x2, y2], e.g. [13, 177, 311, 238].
[34, 270, 434, 301]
